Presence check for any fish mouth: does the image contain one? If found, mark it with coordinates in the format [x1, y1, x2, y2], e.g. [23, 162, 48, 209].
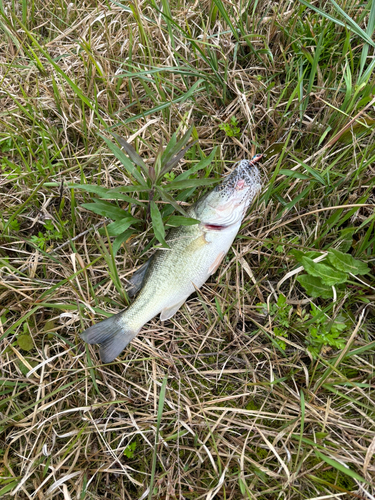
[204, 223, 228, 231]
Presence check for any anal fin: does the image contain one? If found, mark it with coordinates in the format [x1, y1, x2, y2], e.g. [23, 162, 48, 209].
[208, 251, 225, 275]
[160, 299, 187, 321]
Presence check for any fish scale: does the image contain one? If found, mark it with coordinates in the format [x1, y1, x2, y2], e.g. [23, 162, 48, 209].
[81, 155, 263, 363]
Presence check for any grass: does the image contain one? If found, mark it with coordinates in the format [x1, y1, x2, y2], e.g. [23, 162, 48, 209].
[0, 0, 375, 498]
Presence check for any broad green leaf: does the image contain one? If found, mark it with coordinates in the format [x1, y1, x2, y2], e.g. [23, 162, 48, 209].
[113, 229, 134, 256]
[297, 275, 333, 298]
[156, 186, 189, 217]
[166, 216, 200, 226]
[69, 184, 142, 205]
[110, 185, 150, 193]
[17, 334, 34, 351]
[150, 201, 167, 246]
[328, 248, 369, 276]
[81, 201, 130, 220]
[162, 132, 177, 165]
[277, 293, 287, 307]
[315, 451, 367, 483]
[112, 133, 148, 173]
[162, 125, 194, 165]
[160, 140, 197, 177]
[123, 441, 137, 458]
[301, 257, 347, 285]
[174, 148, 217, 182]
[290, 250, 322, 263]
[99, 192, 145, 205]
[69, 184, 111, 197]
[106, 217, 138, 236]
[99, 133, 147, 186]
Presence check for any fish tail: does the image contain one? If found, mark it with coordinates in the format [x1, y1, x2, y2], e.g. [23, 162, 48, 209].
[80, 312, 138, 363]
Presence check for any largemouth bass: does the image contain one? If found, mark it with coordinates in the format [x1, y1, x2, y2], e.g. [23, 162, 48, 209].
[81, 155, 263, 362]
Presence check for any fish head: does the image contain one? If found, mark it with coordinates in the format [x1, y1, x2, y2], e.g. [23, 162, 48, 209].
[195, 156, 262, 228]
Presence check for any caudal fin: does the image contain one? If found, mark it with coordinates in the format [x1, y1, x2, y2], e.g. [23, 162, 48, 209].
[80, 313, 138, 363]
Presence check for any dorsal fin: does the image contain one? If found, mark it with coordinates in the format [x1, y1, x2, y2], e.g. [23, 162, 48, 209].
[126, 256, 153, 298]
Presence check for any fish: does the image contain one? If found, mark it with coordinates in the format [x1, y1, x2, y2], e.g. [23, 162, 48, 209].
[80, 155, 263, 363]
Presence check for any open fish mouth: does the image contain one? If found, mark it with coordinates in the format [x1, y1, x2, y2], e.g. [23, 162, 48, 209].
[204, 223, 229, 231]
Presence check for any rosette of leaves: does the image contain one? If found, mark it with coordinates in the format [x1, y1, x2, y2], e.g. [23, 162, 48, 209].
[293, 248, 370, 298]
[305, 304, 348, 358]
[219, 116, 241, 138]
[258, 294, 292, 351]
[69, 126, 218, 255]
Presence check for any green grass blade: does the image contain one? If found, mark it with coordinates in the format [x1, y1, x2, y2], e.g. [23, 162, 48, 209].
[212, 0, 240, 41]
[299, 0, 375, 47]
[315, 451, 367, 483]
[123, 79, 205, 124]
[304, 28, 325, 112]
[329, 0, 375, 47]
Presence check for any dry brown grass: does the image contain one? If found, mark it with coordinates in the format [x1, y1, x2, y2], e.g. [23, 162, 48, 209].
[0, 0, 375, 499]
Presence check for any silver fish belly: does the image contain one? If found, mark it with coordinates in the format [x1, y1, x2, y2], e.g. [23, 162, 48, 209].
[80, 156, 262, 362]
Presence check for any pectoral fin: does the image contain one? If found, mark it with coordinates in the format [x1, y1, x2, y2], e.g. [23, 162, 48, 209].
[185, 234, 208, 253]
[208, 251, 226, 275]
[160, 299, 187, 321]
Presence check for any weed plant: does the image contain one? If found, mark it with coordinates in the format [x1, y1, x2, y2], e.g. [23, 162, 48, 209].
[0, 0, 375, 499]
